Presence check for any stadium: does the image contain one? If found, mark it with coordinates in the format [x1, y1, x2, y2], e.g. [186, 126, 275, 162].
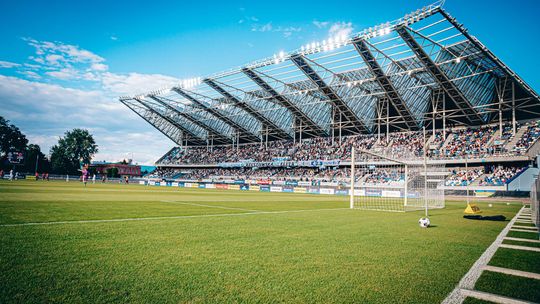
[121, 3, 540, 197]
[1, 1, 540, 304]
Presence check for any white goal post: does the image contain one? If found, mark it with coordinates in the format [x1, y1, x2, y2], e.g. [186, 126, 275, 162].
[349, 146, 445, 213]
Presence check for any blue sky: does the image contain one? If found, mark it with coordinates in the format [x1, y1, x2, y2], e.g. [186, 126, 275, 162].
[0, 0, 539, 164]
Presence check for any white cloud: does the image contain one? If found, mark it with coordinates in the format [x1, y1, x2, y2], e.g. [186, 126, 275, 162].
[281, 26, 302, 38]
[110, 36, 118, 41]
[23, 63, 42, 69]
[0, 75, 170, 164]
[252, 22, 273, 32]
[19, 71, 41, 79]
[45, 54, 64, 66]
[328, 22, 354, 39]
[251, 23, 301, 38]
[101, 72, 181, 96]
[313, 20, 329, 29]
[0, 38, 191, 164]
[25, 38, 105, 66]
[0, 60, 21, 68]
[91, 63, 108, 71]
[31, 57, 45, 64]
[45, 67, 79, 80]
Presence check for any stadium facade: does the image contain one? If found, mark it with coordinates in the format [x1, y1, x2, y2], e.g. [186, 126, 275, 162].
[119, 2, 540, 193]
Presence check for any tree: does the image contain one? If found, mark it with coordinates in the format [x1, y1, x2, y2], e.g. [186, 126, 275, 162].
[50, 129, 98, 174]
[0, 116, 28, 169]
[24, 144, 50, 173]
[107, 167, 119, 178]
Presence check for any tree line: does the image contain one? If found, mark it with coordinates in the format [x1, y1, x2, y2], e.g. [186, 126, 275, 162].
[0, 116, 98, 175]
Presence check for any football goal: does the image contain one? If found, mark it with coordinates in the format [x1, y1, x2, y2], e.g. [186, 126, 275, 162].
[349, 146, 446, 212]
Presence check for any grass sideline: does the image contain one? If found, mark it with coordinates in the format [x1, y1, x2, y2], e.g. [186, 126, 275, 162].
[0, 180, 522, 303]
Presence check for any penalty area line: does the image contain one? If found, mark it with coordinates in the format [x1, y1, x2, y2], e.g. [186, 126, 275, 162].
[0, 207, 350, 227]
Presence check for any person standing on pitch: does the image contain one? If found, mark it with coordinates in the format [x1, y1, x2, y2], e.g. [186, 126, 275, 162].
[92, 174, 96, 184]
[82, 165, 89, 187]
[9, 169, 13, 181]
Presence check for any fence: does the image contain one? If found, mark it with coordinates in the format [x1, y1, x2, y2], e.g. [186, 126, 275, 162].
[531, 174, 539, 228]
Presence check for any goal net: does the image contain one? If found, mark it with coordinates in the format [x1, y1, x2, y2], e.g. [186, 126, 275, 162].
[349, 147, 445, 212]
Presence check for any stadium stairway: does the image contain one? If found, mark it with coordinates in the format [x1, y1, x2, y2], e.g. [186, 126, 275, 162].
[425, 134, 435, 146]
[504, 125, 528, 152]
[442, 205, 540, 304]
[441, 131, 455, 152]
[486, 129, 500, 148]
[469, 174, 486, 187]
[526, 137, 540, 158]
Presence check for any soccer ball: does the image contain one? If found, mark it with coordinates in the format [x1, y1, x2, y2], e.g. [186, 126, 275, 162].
[488, 204, 493, 208]
[418, 217, 430, 228]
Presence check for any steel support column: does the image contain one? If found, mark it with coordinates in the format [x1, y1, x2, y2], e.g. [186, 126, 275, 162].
[290, 54, 368, 134]
[172, 87, 260, 142]
[352, 38, 418, 130]
[203, 78, 292, 140]
[396, 26, 484, 125]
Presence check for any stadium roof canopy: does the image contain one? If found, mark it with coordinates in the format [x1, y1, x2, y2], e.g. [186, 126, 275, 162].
[120, 1, 540, 146]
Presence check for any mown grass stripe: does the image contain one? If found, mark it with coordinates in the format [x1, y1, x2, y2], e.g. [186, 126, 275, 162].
[0, 207, 350, 227]
[160, 200, 261, 212]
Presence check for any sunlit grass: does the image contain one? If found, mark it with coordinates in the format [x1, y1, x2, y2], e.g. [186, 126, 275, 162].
[0, 180, 521, 303]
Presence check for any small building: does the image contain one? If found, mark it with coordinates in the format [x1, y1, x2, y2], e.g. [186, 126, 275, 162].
[90, 161, 141, 177]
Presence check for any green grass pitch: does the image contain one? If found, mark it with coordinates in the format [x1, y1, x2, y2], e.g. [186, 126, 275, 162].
[0, 180, 522, 303]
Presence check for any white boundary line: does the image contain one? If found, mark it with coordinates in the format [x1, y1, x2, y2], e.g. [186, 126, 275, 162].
[160, 200, 261, 212]
[510, 228, 539, 233]
[483, 265, 540, 280]
[504, 237, 540, 244]
[0, 207, 349, 227]
[499, 244, 540, 253]
[441, 206, 523, 304]
[460, 289, 534, 304]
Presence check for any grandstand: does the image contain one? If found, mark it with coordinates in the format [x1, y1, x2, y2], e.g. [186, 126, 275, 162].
[120, 2, 540, 195]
